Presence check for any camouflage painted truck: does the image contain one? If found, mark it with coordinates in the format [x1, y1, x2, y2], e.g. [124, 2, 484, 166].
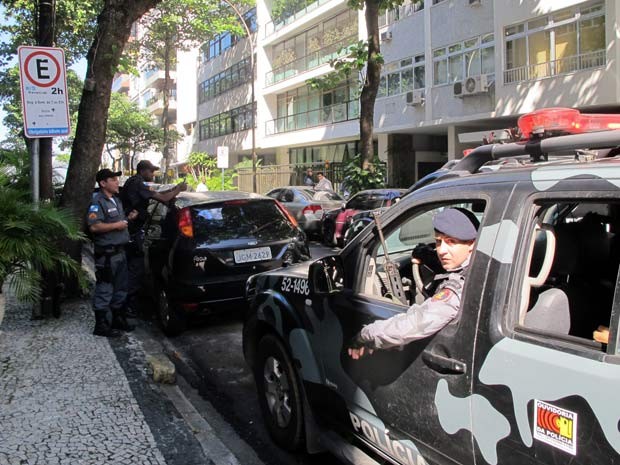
[243, 108, 620, 465]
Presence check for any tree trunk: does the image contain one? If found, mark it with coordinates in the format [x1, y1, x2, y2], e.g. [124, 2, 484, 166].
[60, 0, 162, 224]
[161, 30, 172, 182]
[360, 0, 381, 170]
[37, 0, 55, 201]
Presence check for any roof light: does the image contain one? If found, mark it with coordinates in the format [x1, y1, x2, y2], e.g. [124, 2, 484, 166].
[518, 108, 620, 139]
[178, 207, 194, 238]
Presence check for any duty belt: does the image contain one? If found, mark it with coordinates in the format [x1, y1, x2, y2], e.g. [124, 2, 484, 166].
[94, 244, 125, 257]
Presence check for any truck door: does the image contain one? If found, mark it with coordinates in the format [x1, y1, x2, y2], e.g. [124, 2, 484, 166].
[318, 197, 490, 465]
[471, 193, 620, 465]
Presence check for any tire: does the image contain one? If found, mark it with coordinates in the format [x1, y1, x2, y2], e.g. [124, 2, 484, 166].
[255, 333, 304, 451]
[156, 287, 186, 337]
[322, 221, 335, 246]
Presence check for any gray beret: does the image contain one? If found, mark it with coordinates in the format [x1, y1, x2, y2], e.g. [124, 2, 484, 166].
[433, 208, 479, 241]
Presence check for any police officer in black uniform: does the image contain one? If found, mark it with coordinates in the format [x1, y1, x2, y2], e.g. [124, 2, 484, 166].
[87, 169, 137, 337]
[120, 160, 186, 315]
[349, 208, 479, 358]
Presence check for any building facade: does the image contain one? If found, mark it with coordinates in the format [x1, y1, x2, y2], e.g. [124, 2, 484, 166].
[125, 0, 619, 190]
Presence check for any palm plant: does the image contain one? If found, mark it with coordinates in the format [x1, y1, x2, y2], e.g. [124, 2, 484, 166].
[0, 167, 86, 303]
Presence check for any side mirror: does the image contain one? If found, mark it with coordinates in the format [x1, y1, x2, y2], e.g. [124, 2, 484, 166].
[309, 255, 345, 295]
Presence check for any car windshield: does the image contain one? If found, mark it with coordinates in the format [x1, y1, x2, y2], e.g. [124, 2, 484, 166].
[191, 199, 296, 244]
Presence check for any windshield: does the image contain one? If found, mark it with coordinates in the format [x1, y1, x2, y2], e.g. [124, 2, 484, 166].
[347, 193, 389, 210]
[191, 199, 296, 244]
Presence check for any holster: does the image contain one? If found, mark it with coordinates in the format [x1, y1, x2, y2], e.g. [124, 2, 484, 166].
[94, 250, 114, 283]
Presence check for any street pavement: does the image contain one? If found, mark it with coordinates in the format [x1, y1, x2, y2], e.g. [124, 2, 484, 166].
[0, 289, 218, 465]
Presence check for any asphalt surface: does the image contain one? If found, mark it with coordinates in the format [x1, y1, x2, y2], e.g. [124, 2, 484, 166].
[140, 241, 344, 465]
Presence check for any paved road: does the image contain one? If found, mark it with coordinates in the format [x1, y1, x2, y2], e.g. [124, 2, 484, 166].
[141, 242, 344, 465]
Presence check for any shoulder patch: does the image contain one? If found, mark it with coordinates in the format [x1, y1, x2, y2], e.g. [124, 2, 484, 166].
[432, 288, 453, 301]
[88, 212, 97, 220]
[89, 204, 99, 212]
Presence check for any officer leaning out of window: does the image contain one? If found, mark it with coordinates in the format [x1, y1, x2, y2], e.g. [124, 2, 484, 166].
[87, 169, 138, 337]
[349, 208, 479, 359]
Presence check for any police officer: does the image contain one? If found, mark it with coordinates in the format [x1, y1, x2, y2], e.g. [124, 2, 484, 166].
[348, 208, 479, 359]
[88, 169, 137, 337]
[120, 160, 186, 315]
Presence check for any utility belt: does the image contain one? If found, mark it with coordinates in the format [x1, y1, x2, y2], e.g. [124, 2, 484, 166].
[94, 244, 125, 258]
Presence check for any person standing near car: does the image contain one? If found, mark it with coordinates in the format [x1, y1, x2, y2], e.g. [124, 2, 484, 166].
[121, 160, 187, 316]
[348, 208, 479, 358]
[315, 171, 333, 191]
[87, 169, 137, 337]
[304, 168, 315, 187]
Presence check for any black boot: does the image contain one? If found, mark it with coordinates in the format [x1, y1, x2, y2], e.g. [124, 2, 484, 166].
[93, 312, 121, 337]
[111, 308, 135, 332]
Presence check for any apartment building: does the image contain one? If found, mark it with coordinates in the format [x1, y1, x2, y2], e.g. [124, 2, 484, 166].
[186, 0, 620, 189]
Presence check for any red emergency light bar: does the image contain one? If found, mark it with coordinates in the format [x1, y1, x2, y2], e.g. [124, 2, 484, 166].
[518, 108, 620, 139]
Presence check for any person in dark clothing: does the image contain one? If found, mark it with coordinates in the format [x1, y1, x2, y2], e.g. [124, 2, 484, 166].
[87, 169, 137, 337]
[120, 160, 186, 315]
[304, 168, 314, 187]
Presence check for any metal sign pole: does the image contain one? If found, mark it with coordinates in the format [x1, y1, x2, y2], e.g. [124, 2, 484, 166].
[221, 168, 225, 190]
[31, 138, 40, 209]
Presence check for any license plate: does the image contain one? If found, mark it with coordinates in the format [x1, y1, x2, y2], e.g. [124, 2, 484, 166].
[233, 247, 272, 264]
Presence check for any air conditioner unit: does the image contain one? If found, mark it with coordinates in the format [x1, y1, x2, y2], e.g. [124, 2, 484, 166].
[380, 31, 393, 42]
[406, 90, 424, 106]
[454, 74, 490, 97]
[469, 0, 481, 5]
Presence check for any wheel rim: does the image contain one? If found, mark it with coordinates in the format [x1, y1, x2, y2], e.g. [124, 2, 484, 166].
[263, 356, 292, 428]
[158, 289, 170, 326]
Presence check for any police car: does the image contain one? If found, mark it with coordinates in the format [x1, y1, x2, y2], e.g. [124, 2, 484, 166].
[242, 108, 620, 465]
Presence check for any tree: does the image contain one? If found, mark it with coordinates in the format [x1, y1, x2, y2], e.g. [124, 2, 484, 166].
[309, 0, 405, 170]
[105, 93, 165, 172]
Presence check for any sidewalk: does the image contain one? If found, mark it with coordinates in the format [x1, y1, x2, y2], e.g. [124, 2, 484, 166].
[0, 284, 229, 465]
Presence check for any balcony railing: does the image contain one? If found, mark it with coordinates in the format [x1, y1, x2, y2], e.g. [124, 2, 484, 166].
[266, 34, 357, 86]
[266, 100, 359, 135]
[504, 50, 606, 84]
[263, 0, 333, 39]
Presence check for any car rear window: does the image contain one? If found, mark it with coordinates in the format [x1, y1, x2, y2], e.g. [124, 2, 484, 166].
[313, 191, 343, 201]
[347, 194, 389, 210]
[191, 199, 296, 244]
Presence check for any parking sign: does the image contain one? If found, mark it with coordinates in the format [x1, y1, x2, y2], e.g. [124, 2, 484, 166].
[18, 46, 71, 138]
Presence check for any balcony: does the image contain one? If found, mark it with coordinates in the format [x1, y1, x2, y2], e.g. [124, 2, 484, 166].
[266, 34, 357, 86]
[504, 50, 606, 84]
[146, 93, 177, 118]
[112, 75, 130, 93]
[265, 100, 359, 135]
[264, 0, 333, 38]
[142, 68, 176, 90]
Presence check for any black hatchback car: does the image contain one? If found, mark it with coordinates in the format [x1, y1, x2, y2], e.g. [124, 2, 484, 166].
[142, 191, 309, 335]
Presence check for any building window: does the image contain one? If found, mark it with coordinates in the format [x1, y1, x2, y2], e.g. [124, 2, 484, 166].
[199, 7, 256, 62]
[268, 81, 358, 134]
[378, 54, 425, 98]
[433, 33, 494, 86]
[198, 57, 253, 104]
[198, 102, 255, 140]
[378, 0, 423, 28]
[267, 9, 358, 85]
[504, 2, 605, 83]
[289, 141, 359, 165]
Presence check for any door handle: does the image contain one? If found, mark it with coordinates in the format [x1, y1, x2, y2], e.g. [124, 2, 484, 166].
[422, 349, 467, 374]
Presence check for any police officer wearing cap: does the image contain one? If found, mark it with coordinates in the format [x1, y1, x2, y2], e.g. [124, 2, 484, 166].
[121, 160, 186, 315]
[88, 169, 137, 337]
[348, 207, 479, 359]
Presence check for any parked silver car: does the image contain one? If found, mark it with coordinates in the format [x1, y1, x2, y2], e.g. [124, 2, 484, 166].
[266, 186, 344, 236]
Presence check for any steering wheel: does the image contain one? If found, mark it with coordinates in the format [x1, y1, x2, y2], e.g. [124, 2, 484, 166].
[411, 260, 437, 299]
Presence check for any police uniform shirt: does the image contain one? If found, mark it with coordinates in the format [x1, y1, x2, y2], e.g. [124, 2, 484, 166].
[121, 174, 155, 228]
[359, 264, 468, 350]
[87, 192, 130, 247]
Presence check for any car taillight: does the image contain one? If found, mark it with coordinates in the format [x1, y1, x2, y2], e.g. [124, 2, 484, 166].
[275, 200, 298, 227]
[302, 205, 323, 215]
[178, 207, 194, 238]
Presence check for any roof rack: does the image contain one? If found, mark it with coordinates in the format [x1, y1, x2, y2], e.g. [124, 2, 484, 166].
[452, 129, 620, 174]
